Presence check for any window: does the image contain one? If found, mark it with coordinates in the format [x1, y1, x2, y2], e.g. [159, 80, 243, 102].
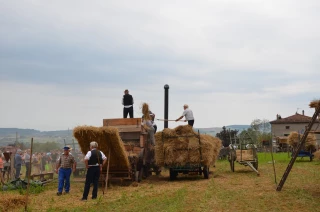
[285, 126, 290, 129]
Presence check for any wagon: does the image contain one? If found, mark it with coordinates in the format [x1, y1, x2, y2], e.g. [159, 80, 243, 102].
[228, 133, 259, 176]
[292, 150, 314, 161]
[162, 131, 210, 180]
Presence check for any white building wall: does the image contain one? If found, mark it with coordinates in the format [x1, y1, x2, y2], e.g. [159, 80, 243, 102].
[271, 123, 320, 145]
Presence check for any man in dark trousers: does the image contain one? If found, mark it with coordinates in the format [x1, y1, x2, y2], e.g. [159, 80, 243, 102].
[23, 149, 31, 179]
[122, 89, 134, 118]
[175, 104, 195, 127]
[81, 141, 107, 201]
[14, 149, 22, 179]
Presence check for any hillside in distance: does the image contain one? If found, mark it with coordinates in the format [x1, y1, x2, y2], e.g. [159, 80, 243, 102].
[196, 125, 251, 136]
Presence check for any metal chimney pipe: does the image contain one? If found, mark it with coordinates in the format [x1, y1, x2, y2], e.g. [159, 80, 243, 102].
[164, 84, 169, 128]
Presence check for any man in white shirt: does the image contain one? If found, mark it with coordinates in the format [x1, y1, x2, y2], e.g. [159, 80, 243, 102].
[81, 141, 107, 201]
[175, 104, 195, 126]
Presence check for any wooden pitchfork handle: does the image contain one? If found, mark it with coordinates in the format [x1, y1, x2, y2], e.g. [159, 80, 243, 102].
[103, 148, 111, 195]
[156, 119, 185, 122]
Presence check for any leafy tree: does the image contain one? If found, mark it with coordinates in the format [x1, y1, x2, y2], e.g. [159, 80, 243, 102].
[216, 126, 238, 147]
[250, 119, 271, 132]
[245, 119, 272, 145]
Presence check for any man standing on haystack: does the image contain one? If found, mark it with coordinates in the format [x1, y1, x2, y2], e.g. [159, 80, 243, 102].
[175, 104, 195, 127]
[56, 146, 76, 195]
[81, 141, 107, 201]
[122, 89, 134, 118]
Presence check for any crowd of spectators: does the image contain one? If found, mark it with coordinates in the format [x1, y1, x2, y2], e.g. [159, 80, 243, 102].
[0, 147, 84, 180]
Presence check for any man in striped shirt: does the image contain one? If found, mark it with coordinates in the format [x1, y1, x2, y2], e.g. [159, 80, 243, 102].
[56, 146, 76, 196]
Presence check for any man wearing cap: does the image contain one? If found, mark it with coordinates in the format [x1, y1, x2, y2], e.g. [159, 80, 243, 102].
[81, 141, 107, 201]
[56, 146, 76, 196]
[175, 104, 195, 127]
[122, 89, 134, 118]
[14, 149, 22, 179]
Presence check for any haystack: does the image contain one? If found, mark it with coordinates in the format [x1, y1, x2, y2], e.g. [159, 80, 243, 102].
[73, 126, 130, 169]
[309, 99, 320, 108]
[313, 150, 320, 161]
[155, 125, 222, 167]
[287, 131, 316, 151]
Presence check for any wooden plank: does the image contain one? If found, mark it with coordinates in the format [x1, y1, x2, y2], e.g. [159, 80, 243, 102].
[103, 118, 141, 126]
[308, 131, 320, 134]
[117, 127, 141, 133]
[120, 132, 140, 140]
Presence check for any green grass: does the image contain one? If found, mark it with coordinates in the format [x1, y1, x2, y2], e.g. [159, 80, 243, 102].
[2, 153, 320, 212]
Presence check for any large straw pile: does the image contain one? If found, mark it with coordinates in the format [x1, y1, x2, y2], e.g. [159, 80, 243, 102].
[73, 126, 130, 169]
[154, 125, 222, 167]
[287, 131, 316, 151]
[309, 99, 320, 108]
[313, 150, 320, 161]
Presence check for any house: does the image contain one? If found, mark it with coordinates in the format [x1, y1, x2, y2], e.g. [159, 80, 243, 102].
[270, 110, 320, 146]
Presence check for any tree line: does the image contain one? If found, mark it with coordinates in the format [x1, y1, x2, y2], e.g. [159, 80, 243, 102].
[216, 119, 272, 147]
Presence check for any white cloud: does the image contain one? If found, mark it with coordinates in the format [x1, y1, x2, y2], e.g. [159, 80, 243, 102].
[1, 0, 320, 131]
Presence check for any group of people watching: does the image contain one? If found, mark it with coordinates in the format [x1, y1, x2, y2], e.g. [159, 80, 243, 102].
[0, 147, 84, 182]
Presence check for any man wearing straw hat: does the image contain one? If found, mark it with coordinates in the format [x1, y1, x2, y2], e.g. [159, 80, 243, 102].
[56, 146, 76, 195]
[122, 89, 134, 118]
[81, 141, 107, 201]
[175, 104, 195, 126]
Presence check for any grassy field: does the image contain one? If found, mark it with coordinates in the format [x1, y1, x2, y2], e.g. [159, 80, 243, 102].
[1, 153, 320, 212]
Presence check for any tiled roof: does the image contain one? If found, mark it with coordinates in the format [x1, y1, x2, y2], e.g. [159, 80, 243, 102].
[270, 113, 320, 124]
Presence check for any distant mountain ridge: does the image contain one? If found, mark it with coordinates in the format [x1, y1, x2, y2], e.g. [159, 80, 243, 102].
[0, 125, 251, 145]
[196, 125, 251, 136]
[0, 128, 72, 137]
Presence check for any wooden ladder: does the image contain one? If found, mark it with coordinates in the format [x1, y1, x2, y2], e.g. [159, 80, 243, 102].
[276, 104, 320, 191]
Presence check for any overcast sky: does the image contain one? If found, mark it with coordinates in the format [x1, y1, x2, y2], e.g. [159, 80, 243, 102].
[0, 0, 319, 131]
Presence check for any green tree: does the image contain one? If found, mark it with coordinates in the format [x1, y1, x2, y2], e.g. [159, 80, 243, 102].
[216, 126, 238, 147]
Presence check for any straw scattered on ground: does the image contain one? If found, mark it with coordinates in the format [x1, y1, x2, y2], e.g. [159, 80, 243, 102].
[0, 193, 26, 211]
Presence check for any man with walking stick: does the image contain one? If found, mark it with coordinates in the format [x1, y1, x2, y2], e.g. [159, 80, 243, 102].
[81, 141, 107, 201]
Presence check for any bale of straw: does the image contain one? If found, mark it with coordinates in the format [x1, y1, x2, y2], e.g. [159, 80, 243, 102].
[73, 126, 130, 170]
[155, 125, 222, 166]
[236, 149, 254, 161]
[287, 131, 316, 151]
[313, 150, 320, 161]
[309, 99, 320, 108]
[0, 194, 26, 211]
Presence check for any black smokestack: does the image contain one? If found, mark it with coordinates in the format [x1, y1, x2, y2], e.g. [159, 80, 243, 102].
[164, 84, 169, 128]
